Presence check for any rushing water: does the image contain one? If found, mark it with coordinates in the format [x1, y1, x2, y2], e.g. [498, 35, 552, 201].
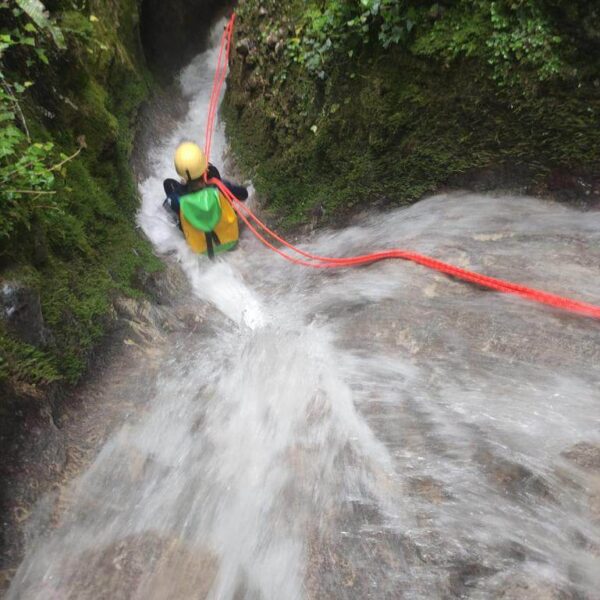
[7, 20, 600, 600]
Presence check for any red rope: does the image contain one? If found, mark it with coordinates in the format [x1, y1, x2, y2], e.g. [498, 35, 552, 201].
[203, 14, 600, 321]
[204, 15, 235, 163]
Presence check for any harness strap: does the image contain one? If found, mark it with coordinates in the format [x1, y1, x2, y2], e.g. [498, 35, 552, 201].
[205, 230, 221, 259]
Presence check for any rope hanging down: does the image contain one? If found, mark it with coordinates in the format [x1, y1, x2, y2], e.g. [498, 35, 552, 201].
[204, 14, 600, 321]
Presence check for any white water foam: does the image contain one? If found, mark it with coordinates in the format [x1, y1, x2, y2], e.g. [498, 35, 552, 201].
[137, 20, 264, 330]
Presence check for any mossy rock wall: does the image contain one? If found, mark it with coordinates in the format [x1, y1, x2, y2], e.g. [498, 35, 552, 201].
[0, 0, 161, 398]
[223, 0, 600, 228]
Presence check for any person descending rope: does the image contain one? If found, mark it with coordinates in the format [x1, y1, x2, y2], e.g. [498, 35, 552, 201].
[163, 142, 248, 258]
[163, 141, 247, 228]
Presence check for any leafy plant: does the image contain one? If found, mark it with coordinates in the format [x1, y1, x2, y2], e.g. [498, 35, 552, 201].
[0, 330, 61, 384]
[486, 1, 564, 85]
[0, 0, 82, 246]
[281, 0, 424, 78]
[275, 0, 569, 90]
[14, 0, 66, 49]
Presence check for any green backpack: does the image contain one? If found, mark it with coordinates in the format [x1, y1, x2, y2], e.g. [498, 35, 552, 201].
[180, 187, 222, 232]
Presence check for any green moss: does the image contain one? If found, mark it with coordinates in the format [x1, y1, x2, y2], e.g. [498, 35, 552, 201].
[223, 0, 600, 228]
[0, 329, 61, 386]
[29, 153, 163, 383]
[0, 0, 161, 392]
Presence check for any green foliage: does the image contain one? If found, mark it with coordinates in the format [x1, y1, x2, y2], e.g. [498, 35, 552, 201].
[284, 3, 353, 78]
[413, 1, 568, 89]
[14, 0, 66, 49]
[280, 0, 421, 77]
[0, 0, 76, 245]
[59, 10, 94, 42]
[256, 0, 574, 92]
[0, 0, 159, 393]
[360, 0, 419, 48]
[486, 1, 564, 85]
[0, 1, 126, 253]
[0, 137, 60, 241]
[0, 329, 61, 385]
[0, 1, 60, 62]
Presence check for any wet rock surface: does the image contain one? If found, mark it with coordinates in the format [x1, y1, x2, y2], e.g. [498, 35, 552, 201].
[0, 283, 50, 348]
[563, 443, 600, 472]
[12, 533, 218, 600]
[446, 164, 600, 211]
[0, 259, 220, 596]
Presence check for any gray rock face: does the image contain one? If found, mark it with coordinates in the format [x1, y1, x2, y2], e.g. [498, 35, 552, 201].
[1, 283, 49, 348]
[563, 442, 600, 472]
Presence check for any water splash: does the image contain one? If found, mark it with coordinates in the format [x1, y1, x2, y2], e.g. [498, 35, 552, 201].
[136, 19, 264, 330]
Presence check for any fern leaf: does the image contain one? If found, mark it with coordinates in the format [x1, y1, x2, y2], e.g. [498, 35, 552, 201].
[14, 0, 66, 50]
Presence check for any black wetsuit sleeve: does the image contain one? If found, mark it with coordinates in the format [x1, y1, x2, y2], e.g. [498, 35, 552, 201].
[206, 164, 248, 201]
[163, 178, 188, 198]
[222, 180, 249, 201]
[207, 164, 221, 180]
[163, 178, 188, 215]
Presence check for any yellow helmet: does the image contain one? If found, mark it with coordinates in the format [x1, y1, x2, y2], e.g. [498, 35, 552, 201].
[174, 142, 207, 181]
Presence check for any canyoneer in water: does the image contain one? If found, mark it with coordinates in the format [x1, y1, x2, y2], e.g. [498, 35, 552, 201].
[163, 141, 248, 258]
